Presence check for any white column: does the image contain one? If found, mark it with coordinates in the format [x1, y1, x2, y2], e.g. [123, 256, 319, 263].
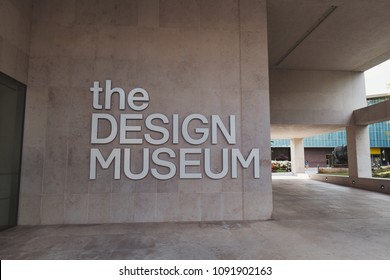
[346, 125, 372, 178]
[291, 138, 305, 174]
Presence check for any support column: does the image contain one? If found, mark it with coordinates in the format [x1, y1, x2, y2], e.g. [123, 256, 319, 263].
[346, 125, 372, 178]
[291, 138, 305, 174]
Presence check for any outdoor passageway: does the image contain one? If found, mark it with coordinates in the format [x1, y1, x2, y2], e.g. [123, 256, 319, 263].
[1, 176, 390, 260]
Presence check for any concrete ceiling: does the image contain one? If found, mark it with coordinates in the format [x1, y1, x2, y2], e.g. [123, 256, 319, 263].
[271, 124, 346, 140]
[268, 0, 390, 140]
[267, 0, 390, 71]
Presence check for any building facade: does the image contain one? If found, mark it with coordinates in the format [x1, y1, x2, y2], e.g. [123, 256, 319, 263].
[1, 0, 390, 229]
[1, 0, 272, 227]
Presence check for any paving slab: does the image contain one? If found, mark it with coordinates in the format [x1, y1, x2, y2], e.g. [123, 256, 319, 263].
[1, 176, 390, 259]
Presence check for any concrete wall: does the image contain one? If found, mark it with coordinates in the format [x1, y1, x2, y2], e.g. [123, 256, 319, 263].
[353, 99, 390, 125]
[19, 0, 272, 225]
[270, 69, 366, 126]
[0, 0, 32, 83]
[309, 174, 390, 195]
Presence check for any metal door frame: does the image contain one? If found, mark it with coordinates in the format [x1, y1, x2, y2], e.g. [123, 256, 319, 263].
[0, 72, 26, 231]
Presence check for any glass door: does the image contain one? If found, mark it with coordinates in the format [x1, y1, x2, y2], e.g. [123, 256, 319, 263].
[0, 72, 26, 231]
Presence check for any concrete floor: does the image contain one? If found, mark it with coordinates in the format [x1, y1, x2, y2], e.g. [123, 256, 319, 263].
[1, 175, 390, 259]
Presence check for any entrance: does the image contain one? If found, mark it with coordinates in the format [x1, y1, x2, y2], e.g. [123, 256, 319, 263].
[0, 72, 26, 231]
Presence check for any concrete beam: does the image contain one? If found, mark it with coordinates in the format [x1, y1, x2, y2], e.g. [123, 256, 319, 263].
[353, 99, 390, 125]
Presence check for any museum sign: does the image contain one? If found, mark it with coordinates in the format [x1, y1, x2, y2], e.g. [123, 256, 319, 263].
[89, 80, 260, 180]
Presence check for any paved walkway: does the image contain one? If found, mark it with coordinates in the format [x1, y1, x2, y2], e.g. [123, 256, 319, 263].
[1, 176, 390, 259]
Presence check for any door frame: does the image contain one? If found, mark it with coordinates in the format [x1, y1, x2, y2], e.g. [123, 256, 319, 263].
[0, 72, 26, 231]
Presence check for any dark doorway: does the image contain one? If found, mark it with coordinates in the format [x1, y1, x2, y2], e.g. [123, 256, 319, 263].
[0, 72, 26, 231]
